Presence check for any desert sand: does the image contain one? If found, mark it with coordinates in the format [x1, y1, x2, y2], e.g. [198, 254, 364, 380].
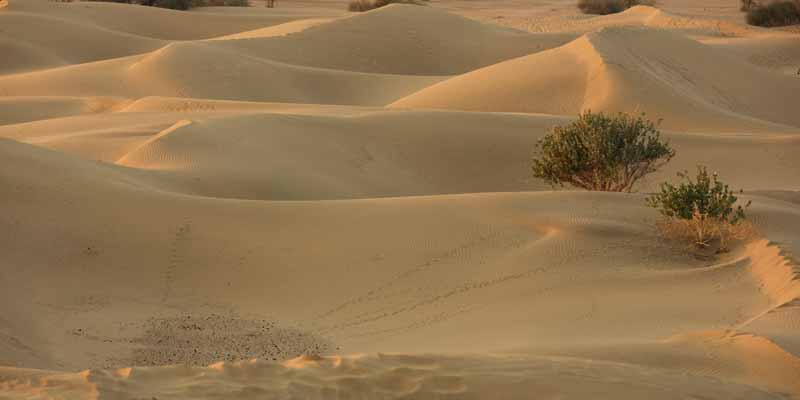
[1, 0, 799, 398]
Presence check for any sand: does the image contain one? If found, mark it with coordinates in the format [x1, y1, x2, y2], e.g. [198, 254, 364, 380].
[1, 0, 799, 399]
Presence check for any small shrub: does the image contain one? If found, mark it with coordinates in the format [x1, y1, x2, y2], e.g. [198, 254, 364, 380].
[152, 0, 194, 9]
[746, 0, 800, 27]
[347, 0, 422, 12]
[204, 0, 249, 5]
[577, 0, 653, 15]
[647, 166, 753, 251]
[348, 0, 372, 11]
[86, 0, 250, 9]
[531, 111, 675, 192]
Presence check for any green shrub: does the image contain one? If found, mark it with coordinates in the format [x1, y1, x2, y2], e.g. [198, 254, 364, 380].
[347, 0, 423, 12]
[577, 0, 653, 15]
[647, 166, 752, 250]
[746, 0, 800, 27]
[531, 111, 675, 192]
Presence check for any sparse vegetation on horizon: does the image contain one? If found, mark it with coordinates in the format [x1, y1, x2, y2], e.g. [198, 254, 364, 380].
[745, 0, 800, 27]
[531, 111, 675, 192]
[647, 166, 753, 252]
[347, 0, 425, 12]
[741, 0, 757, 11]
[83, 0, 250, 10]
[577, 0, 654, 15]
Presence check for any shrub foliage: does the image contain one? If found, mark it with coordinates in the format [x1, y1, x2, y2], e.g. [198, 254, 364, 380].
[746, 0, 800, 27]
[577, 0, 653, 15]
[647, 166, 752, 249]
[88, 0, 249, 10]
[531, 111, 674, 192]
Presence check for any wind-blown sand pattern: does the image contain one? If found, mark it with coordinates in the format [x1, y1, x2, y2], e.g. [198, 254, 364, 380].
[1, 0, 799, 398]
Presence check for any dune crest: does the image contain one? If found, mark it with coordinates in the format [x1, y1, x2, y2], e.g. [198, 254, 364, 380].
[209, 4, 569, 75]
[391, 26, 800, 131]
[0, 353, 786, 400]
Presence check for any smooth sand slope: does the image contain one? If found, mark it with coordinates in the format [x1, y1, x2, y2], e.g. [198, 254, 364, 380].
[0, 0, 343, 75]
[391, 23, 800, 132]
[207, 4, 574, 75]
[0, 96, 126, 126]
[1, 136, 799, 397]
[0, 41, 445, 105]
[1, 0, 799, 398]
[1, 105, 798, 201]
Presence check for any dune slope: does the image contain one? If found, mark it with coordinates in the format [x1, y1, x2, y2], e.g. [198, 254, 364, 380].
[1, 137, 800, 396]
[391, 26, 800, 131]
[209, 4, 573, 75]
[0, 41, 444, 105]
[2, 108, 798, 201]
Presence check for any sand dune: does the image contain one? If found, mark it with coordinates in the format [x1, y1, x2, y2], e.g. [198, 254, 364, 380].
[0, 353, 787, 399]
[1, 108, 798, 201]
[704, 35, 800, 75]
[0, 41, 444, 104]
[0, 96, 126, 126]
[208, 4, 574, 75]
[1, 135, 799, 393]
[3, 0, 323, 40]
[206, 17, 335, 40]
[0, 11, 165, 75]
[0, 0, 337, 75]
[2, 0, 800, 398]
[391, 26, 800, 131]
[515, 5, 786, 39]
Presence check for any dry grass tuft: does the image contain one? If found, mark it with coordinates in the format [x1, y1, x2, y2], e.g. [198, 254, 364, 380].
[655, 212, 759, 254]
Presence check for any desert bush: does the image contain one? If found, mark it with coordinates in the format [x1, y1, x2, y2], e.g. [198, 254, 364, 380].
[577, 0, 653, 15]
[203, 0, 249, 6]
[152, 0, 194, 9]
[746, 0, 800, 27]
[347, 0, 423, 12]
[531, 111, 675, 192]
[647, 166, 753, 251]
[84, 0, 249, 9]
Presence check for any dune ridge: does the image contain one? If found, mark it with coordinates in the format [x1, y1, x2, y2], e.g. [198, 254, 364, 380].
[206, 4, 572, 75]
[391, 26, 800, 131]
[0, 353, 787, 400]
[0, 40, 445, 105]
[3, 109, 798, 201]
[0, 96, 127, 126]
[745, 240, 800, 308]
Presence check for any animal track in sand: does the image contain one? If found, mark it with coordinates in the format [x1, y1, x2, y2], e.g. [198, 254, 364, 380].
[161, 221, 192, 304]
[315, 225, 532, 322]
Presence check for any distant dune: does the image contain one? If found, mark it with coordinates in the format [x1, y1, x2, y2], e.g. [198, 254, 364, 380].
[1, 0, 799, 398]
[208, 4, 575, 75]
